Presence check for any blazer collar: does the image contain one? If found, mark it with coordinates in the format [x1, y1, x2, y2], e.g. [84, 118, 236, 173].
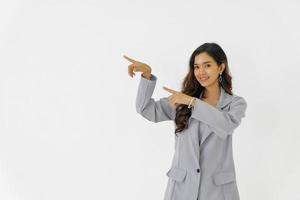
[199, 87, 233, 109]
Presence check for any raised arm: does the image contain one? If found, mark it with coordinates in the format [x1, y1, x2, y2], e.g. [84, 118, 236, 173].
[136, 74, 175, 123]
[190, 96, 247, 139]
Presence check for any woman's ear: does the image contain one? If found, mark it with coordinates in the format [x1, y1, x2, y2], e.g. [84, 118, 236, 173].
[220, 63, 225, 73]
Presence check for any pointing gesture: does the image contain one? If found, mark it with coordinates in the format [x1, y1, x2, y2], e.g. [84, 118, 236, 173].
[162, 86, 179, 95]
[162, 86, 196, 109]
[123, 55, 152, 78]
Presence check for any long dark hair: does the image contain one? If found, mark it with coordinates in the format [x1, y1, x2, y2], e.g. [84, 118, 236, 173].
[174, 42, 233, 135]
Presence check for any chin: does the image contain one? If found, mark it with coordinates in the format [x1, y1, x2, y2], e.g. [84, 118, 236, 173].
[199, 82, 207, 87]
[198, 77, 217, 88]
[199, 80, 211, 87]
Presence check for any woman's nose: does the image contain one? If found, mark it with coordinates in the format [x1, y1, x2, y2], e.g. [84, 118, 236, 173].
[196, 67, 206, 75]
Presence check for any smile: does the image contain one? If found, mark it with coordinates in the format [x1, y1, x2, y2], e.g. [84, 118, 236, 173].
[200, 77, 209, 81]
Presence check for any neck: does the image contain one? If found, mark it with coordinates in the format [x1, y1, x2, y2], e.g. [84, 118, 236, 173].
[203, 83, 221, 100]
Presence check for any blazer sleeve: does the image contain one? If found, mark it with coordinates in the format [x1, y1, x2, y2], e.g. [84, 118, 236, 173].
[190, 96, 247, 139]
[135, 74, 175, 123]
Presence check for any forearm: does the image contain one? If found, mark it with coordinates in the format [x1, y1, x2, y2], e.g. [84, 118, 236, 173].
[190, 97, 247, 139]
[136, 74, 175, 122]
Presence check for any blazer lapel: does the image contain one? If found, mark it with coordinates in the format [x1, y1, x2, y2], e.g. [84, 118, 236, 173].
[199, 86, 233, 109]
[217, 87, 234, 109]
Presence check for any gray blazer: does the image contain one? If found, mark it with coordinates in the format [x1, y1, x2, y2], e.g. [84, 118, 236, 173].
[135, 74, 247, 200]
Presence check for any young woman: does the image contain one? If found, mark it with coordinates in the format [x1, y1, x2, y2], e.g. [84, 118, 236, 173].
[124, 42, 247, 200]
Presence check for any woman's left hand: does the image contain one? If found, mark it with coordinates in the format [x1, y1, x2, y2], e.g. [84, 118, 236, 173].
[162, 86, 195, 109]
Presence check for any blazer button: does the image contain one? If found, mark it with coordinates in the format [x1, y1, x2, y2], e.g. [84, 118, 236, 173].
[196, 168, 200, 173]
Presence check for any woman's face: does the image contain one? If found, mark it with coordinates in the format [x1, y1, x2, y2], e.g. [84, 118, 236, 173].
[193, 52, 225, 88]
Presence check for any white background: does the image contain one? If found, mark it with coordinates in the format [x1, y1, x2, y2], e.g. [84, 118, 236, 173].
[0, 0, 299, 199]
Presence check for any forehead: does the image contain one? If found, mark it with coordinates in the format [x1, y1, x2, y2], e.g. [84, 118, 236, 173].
[194, 52, 215, 65]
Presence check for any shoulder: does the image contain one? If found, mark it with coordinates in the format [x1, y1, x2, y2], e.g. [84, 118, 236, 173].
[229, 94, 247, 113]
[232, 94, 247, 104]
[221, 90, 246, 107]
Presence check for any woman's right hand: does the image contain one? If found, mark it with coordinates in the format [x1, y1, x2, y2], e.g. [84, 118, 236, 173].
[123, 55, 152, 78]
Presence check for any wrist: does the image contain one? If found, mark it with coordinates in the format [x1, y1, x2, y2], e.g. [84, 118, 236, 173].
[192, 98, 197, 106]
[142, 70, 152, 79]
[188, 97, 196, 108]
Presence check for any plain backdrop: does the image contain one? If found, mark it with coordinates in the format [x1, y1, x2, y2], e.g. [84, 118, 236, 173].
[0, 0, 299, 199]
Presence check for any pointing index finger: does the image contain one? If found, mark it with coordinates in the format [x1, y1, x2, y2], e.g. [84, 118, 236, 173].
[162, 86, 178, 94]
[123, 55, 136, 63]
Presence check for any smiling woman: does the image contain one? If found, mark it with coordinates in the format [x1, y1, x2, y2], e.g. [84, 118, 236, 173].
[175, 43, 234, 134]
[124, 42, 247, 200]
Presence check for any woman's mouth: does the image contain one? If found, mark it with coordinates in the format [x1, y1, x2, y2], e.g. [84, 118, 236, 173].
[200, 77, 209, 81]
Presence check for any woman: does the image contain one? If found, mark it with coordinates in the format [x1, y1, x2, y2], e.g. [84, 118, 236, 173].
[124, 42, 247, 200]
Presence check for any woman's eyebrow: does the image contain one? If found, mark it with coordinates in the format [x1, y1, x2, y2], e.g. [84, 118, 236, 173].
[194, 61, 212, 65]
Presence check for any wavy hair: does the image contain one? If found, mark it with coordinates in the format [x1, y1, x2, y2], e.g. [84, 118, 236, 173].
[174, 42, 233, 135]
